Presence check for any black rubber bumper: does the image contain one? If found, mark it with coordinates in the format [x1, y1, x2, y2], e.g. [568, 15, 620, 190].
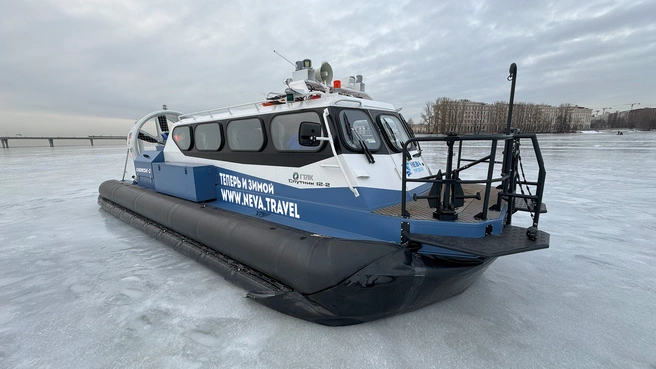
[98, 180, 493, 326]
[250, 250, 494, 326]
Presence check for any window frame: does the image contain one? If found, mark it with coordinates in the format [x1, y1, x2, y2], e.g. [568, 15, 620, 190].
[171, 125, 193, 151]
[193, 122, 223, 152]
[337, 109, 381, 152]
[378, 114, 416, 152]
[270, 111, 325, 152]
[226, 118, 266, 152]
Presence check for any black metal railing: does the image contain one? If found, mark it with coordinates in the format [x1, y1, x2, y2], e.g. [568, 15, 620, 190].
[400, 131, 546, 230]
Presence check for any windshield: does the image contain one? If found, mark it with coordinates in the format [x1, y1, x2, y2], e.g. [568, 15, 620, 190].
[339, 109, 381, 151]
[380, 115, 413, 152]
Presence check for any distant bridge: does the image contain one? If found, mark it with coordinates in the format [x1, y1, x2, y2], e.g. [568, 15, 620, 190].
[0, 135, 126, 148]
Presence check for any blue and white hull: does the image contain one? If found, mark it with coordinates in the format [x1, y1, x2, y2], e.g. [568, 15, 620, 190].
[99, 61, 549, 325]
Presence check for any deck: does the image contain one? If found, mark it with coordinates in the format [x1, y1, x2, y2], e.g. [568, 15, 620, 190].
[373, 184, 503, 223]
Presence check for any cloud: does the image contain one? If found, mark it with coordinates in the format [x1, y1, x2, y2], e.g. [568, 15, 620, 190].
[1, 0, 654, 135]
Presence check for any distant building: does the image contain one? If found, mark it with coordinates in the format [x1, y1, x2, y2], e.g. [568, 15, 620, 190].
[536, 104, 558, 130]
[430, 100, 592, 134]
[586, 107, 655, 130]
[628, 108, 656, 130]
[571, 106, 593, 131]
[411, 123, 430, 134]
[460, 100, 491, 134]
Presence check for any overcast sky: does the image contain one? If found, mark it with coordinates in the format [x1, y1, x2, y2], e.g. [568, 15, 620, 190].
[1, 0, 655, 136]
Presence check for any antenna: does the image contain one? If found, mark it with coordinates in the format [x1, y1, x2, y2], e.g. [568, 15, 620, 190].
[273, 50, 294, 67]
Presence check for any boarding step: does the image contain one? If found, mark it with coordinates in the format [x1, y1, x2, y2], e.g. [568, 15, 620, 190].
[402, 225, 549, 258]
[512, 198, 547, 213]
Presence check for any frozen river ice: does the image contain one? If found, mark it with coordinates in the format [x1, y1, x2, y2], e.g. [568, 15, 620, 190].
[1, 131, 655, 368]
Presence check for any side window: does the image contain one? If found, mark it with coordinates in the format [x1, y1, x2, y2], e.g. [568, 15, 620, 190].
[194, 122, 222, 151]
[379, 115, 413, 151]
[171, 125, 193, 151]
[339, 109, 381, 151]
[227, 118, 265, 151]
[271, 112, 323, 152]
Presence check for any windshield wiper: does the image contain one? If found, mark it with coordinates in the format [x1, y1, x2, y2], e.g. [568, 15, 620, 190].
[344, 115, 375, 164]
[383, 121, 400, 148]
[384, 121, 411, 161]
[398, 114, 422, 157]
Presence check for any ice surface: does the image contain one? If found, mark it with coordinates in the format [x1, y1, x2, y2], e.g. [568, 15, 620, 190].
[1, 132, 655, 368]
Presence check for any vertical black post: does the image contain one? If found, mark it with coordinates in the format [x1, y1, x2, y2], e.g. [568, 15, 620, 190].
[505, 63, 517, 135]
[503, 63, 518, 225]
[481, 139, 498, 221]
[401, 140, 409, 218]
[503, 64, 518, 179]
[443, 138, 454, 208]
[457, 140, 463, 169]
[436, 134, 458, 220]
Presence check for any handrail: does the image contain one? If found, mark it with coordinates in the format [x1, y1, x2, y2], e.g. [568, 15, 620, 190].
[322, 108, 360, 197]
[178, 97, 360, 122]
[178, 93, 388, 123]
[179, 100, 269, 121]
[331, 98, 363, 107]
[400, 132, 546, 230]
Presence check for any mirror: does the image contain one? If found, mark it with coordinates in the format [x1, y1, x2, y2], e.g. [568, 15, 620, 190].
[298, 122, 322, 146]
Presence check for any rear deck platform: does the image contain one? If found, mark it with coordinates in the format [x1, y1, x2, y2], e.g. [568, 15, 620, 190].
[374, 184, 549, 258]
[374, 184, 503, 223]
[403, 226, 550, 258]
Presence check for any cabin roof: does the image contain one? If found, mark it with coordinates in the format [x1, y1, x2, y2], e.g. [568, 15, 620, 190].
[178, 93, 397, 124]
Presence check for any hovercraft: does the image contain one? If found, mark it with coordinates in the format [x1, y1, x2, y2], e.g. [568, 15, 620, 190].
[98, 60, 549, 326]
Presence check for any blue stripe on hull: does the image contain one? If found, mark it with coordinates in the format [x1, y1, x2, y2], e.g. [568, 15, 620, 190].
[209, 169, 506, 251]
[216, 167, 430, 211]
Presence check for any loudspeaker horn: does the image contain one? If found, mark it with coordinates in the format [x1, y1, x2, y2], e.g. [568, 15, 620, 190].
[314, 62, 333, 85]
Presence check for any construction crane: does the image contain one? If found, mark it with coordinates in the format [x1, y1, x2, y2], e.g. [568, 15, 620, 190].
[614, 103, 641, 110]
